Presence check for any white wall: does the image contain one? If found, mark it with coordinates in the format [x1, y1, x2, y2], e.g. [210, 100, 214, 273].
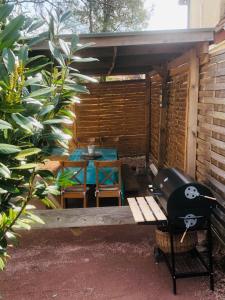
[188, 0, 225, 28]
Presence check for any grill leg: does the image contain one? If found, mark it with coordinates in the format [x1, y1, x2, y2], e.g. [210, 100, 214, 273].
[169, 226, 177, 295]
[207, 219, 214, 291]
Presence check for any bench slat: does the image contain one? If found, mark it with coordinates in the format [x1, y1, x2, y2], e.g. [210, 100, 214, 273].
[127, 198, 145, 223]
[136, 197, 155, 222]
[145, 196, 167, 221]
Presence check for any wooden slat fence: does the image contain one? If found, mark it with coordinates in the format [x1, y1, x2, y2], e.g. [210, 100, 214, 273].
[165, 64, 189, 170]
[197, 42, 225, 198]
[150, 54, 189, 171]
[150, 74, 161, 163]
[75, 80, 146, 157]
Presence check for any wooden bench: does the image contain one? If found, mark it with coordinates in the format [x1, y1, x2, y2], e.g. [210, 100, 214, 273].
[25, 196, 166, 229]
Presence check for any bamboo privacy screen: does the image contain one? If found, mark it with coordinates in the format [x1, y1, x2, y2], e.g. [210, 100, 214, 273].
[75, 80, 146, 157]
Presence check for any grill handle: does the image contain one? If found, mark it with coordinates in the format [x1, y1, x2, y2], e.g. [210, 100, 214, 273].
[199, 194, 216, 201]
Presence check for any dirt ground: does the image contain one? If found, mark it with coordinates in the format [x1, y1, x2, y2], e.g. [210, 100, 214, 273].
[0, 225, 218, 300]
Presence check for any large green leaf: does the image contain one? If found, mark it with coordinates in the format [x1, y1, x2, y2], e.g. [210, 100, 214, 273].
[44, 126, 71, 141]
[49, 41, 65, 66]
[26, 211, 44, 224]
[28, 117, 43, 130]
[0, 105, 24, 113]
[42, 146, 69, 156]
[0, 144, 20, 154]
[18, 45, 28, 65]
[24, 77, 41, 87]
[0, 4, 13, 22]
[27, 31, 49, 47]
[12, 163, 38, 170]
[0, 120, 12, 130]
[59, 39, 70, 56]
[41, 197, 56, 209]
[36, 169, 54, 180]
[27, 20, 45, 33]
[43, 118, 73, 125]
[0, 15, 25, 50]
[64, 84, 89, 94]
[15, 148, 41, 159]
[25, 62, 51, 76]
[0, 163, 10, 178]
[72, 73, 98, 83]
[0, 63, 9, 85]
[71, 34, 79, 52]
[25, 55, 46, 66]
[24, 87, 53, 99]
[11, 113, 33, 133]
[72, 56, 98, 63]
[2, 48, 15, 73]
[39, 105, 54, 116]
[23, 98, 43, 114]
[73, 42, 95, 52]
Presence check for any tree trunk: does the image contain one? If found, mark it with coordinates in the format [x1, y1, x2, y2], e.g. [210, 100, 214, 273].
[88, 0, 93, 33]
[102, 0, 111, 32]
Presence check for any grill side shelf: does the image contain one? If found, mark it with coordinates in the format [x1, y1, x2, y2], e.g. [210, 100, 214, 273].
[127, 197, 167, 225]
[145, 196, 167, 221]
[127, 198, 145, 223]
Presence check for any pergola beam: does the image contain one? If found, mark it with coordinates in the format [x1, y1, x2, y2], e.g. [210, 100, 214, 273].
[33, 29, 214, 50]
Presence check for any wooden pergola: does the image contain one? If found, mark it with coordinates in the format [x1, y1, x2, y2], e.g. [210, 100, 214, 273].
[34, 28, 213, 75]
[31, 28, 217, 228]
[34, 28, 214, 175]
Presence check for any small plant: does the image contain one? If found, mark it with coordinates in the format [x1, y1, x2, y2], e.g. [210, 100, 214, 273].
[0, 5, 97, 269]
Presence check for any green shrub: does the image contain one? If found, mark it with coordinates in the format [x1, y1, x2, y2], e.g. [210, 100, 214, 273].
[0, 5, 97, 269]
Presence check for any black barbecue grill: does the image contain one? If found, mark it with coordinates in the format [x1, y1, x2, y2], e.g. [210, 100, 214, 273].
[151, 167, 216, 229]
[149, 167, 217, 294]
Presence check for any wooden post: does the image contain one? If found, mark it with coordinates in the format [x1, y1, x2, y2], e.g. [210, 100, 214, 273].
[145, 73, 151, 167]
[158, 67, 169, 169]
[186, 48, 199, 178]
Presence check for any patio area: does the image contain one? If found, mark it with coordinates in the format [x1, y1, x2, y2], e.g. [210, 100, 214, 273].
[0, 226, 216, 300]
[2, 2, 225, 299]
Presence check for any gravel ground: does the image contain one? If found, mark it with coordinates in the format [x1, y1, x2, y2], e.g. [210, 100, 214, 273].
[0, 225, 219, 300]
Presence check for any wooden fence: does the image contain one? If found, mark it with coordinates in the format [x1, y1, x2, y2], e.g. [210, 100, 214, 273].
[197, 42, 225, 198]
[149, 53, 190, 171]
[150, 74, 161, 163]
[75, 80, 146, 157]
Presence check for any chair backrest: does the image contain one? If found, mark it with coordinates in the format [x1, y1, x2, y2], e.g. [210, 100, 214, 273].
[94, 160, 122, 189]
[60, 161, 88, 190]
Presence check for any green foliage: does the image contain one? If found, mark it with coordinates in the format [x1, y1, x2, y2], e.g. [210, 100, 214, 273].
[70, 0, 151, 33]
[6, 0, 152, 33]
[0, 4, 96, 270]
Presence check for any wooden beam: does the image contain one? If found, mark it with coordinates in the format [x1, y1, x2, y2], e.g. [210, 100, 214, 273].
[33, 29, 214, 50]
[186, 48, 200, 178]
[77, 43, 194, 58]
[145, 73, 151, 167]
[73, 54, 173, 71]
[29, 206, 135, 229]
[80, 66, 154, 75]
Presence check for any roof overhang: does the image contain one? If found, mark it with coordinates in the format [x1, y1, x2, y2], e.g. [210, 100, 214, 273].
[33, 28, 214, 75]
